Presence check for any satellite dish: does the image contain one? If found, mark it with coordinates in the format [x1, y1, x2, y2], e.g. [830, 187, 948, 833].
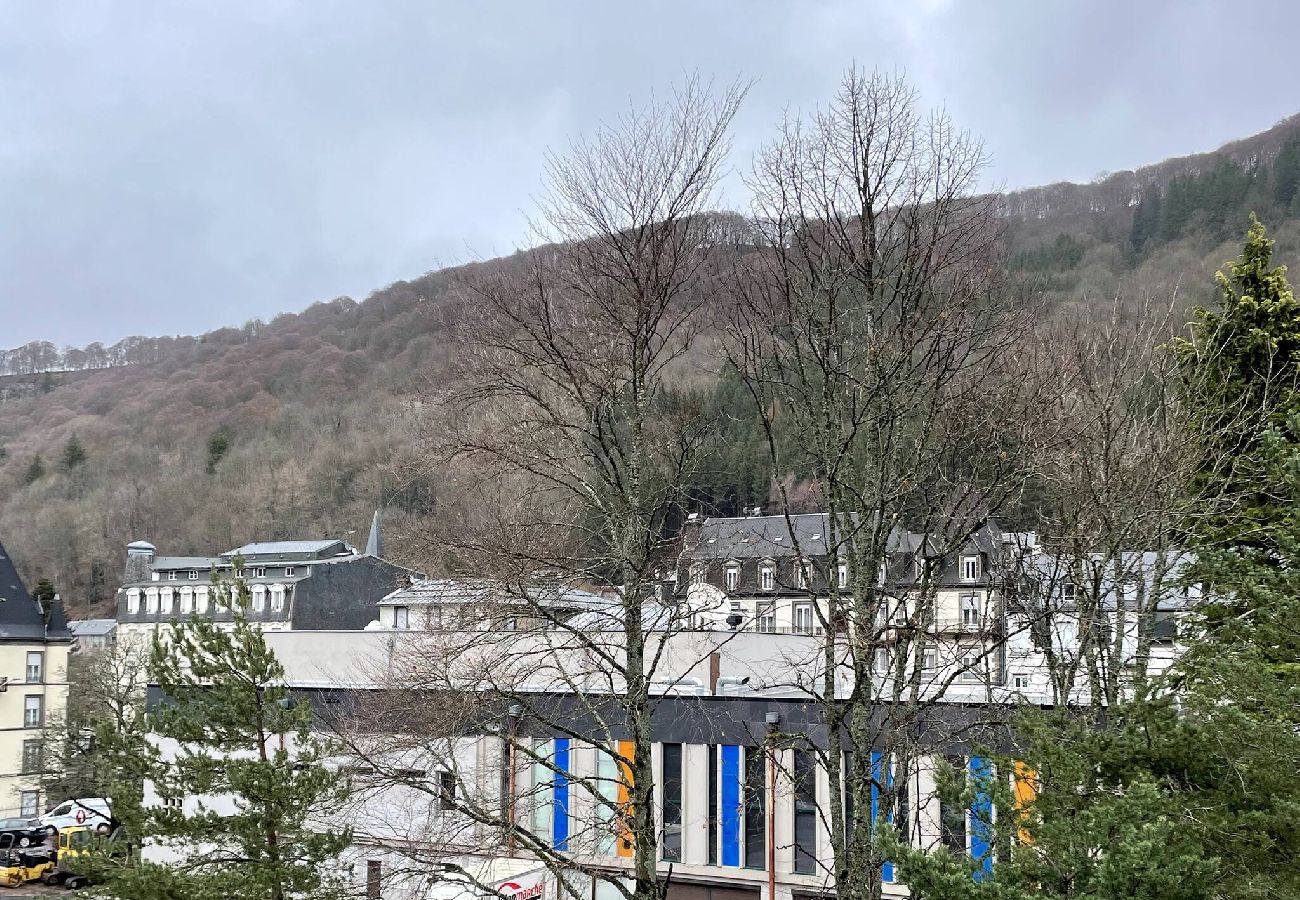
[684, 582, 730, 630]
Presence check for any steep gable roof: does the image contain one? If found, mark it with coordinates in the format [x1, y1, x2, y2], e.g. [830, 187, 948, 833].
[0, 539, 70, 641]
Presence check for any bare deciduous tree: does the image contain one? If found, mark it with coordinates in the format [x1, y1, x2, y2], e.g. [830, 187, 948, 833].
[720, 68, 1057, 900]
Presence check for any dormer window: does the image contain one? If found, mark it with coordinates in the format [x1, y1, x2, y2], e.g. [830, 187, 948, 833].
[1062, 582, 1077, 602]
[759, 565, 774, 591]
[961, 555, 980, 581]
[837, 563, 848, 590]
[795, 561, 807, 590]
[690, 565, 706, 586]
[236, 568, 246, 579]
[188, 571, 199, 580]
[725, 566, 739, 592]
[168, 571, 178, 581]
[253, 567, 266, 578]
[284, 567, 295, 577]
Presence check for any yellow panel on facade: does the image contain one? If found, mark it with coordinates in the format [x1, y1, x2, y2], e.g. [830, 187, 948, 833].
[616, 739, 635, 858]
[1012, 761, 1037, 845]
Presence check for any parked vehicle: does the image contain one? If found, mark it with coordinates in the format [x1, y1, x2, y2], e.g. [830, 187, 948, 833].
[0, 843, 54, 888]
[43, 823, 132, 890]
[0, 818, 49, 848]
[38, 799, 111, 832]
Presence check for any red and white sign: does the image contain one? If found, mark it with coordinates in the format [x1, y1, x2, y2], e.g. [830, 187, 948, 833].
[497, 877, 545, 900]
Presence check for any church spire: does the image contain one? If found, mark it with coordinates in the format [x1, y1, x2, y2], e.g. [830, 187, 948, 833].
[365, 509, 383, 558]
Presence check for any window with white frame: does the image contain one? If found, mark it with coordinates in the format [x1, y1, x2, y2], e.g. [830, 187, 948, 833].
[725, 566, 739, 592]
[254, 568, 266, 578]
[1062, 582, 1077, 602]
[759, 565, 774, 591]
[795, 561, 808, 590]
[755, 602, 776, 633]
[1012, 673, 1030, 690]
[960, 593, 980, 627]
[394, 606, 410, 630]
[188, 570, 199, 580]
[961, 555, 981, 581]
[922, 648, 938, 671]
[252, 585, 266, 613]
[958, 650, 983, 683]
[25, 652, 43, 684]
[837, 562, 848, 589]
[874, 647, 889, 674]
[792, 602, 814, 634]
[270, 587, 284, 613]
[690, 565, 706, 586]
[196, 586, 209, 612]
[236, 569, 245, 579]
[180, 589, 193, 614]
[168, 571, 178, 581]
[24, 695, 43, 727]
[159, 588, 173, 615]
[284, 567, 296, 577]
[126, 590, 140, 615]
[145, 591, 158, 615]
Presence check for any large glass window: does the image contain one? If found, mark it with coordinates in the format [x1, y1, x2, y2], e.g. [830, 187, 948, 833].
[661, 744, 683, 861]
[792, 603, 815, 634]
[793, 749, 817, 874]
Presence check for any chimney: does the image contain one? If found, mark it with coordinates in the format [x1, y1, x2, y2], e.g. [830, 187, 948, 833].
[125, 540, 156, 584]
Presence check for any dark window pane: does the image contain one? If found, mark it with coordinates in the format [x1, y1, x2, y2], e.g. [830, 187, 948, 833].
[662, 743, 683, 861]
[793, 749, 817, 874]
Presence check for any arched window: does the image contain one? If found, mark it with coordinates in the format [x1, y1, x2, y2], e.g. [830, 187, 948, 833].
[126, 589, 141, 615]
[179, 588, 193, 614]
[270, 585, 286, 613]
[195, 586, 209, 613]
[145, 589, 159, 615]
[159, 588, 173, 615]
[251, 585, 266, 613]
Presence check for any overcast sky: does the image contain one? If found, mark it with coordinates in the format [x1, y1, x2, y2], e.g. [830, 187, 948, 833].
[3, 1, 1298, 347]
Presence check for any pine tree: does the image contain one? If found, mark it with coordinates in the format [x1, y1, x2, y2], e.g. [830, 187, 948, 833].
[1173, 215, 1300, 553]
[60, 434, 87, 471]
[889, 220, 1300, 900]
[23, 454, 45, 485]
[106, 577, 353, 900]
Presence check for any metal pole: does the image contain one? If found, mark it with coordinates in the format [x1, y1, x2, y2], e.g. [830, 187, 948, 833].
[507, 704, 521, 856]
[765, 712, 779, 900]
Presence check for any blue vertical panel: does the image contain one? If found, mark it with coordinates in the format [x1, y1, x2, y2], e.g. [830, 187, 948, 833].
[870, 752, 894, 883]
[553, 739, 571, 851]
[720, 745, 742, 866]
[969, 756, 994, 881]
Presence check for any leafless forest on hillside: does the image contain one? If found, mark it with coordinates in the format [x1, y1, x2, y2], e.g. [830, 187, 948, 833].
[2, 80, 1300, 614]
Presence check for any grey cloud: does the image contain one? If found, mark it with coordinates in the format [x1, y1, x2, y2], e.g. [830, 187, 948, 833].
[1, 1, 1297, 346]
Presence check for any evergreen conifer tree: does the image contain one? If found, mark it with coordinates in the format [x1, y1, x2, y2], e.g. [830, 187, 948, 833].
[104, 574, 353, 900]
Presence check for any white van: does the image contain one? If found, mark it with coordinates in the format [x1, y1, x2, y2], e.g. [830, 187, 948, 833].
[38, 798, 112, 831]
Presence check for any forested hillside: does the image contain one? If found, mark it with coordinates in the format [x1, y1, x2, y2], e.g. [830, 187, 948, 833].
[5, 114, 1300, 613]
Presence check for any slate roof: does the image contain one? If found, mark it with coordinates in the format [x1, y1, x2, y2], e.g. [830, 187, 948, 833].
[153, 556, 222, 570]
[379, 578, 611, 611]
[0, 539, 72, 642]
[687, 513, 919, 560]
[288, 555, 417, 630]
[69, 618, 117, 637]
[223, 540, 349, 559]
